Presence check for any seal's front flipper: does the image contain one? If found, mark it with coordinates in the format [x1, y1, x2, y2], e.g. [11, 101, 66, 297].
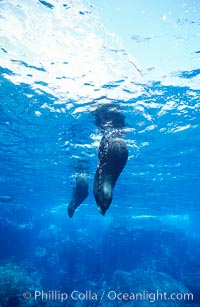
[67, 174, 89, 218]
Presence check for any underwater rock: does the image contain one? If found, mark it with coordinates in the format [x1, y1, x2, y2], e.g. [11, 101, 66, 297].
[0, 217, 35, 260]
[100, 220, 200, 304]
[107, 269, 192, 306]
[101, 223, 164, 278]
[93, 136, 128, 215]
[0, 262, 38, 306]
[180, 262, 200, 303]
[59, 239, 101, 292]
[67, 174, 89, 218]
[32, 226, 101, 292]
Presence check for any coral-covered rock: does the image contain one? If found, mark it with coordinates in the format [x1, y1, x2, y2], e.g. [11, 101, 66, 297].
[0, 263, 35, 306]
[105, 269, 193, 306]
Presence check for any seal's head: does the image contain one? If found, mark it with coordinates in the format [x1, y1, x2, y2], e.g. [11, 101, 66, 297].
[67, 174, 89, 218]
[94, 181, 113, 215]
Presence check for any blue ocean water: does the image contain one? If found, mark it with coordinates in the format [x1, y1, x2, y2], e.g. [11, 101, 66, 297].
[0, 0, 200, 306]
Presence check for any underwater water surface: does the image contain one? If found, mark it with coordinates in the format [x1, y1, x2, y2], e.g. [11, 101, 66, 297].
[0, 0, 200, 306]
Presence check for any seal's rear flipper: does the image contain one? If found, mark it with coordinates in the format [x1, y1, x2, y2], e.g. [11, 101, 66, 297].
[67, 174, 89, 218]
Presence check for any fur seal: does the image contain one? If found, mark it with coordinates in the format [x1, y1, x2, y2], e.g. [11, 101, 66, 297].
[67, 174, 89, 218]
[93, 136, 128, 215]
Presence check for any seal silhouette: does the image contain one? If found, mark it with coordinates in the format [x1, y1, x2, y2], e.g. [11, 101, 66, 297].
[0, 195, 13, 203]
[93, 136, 128, 215]
[67, 103, 128, 217]
[67, 174, 89, 218]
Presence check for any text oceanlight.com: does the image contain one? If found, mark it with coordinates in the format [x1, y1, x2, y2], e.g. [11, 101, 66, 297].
[23, 289, 194, 303]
